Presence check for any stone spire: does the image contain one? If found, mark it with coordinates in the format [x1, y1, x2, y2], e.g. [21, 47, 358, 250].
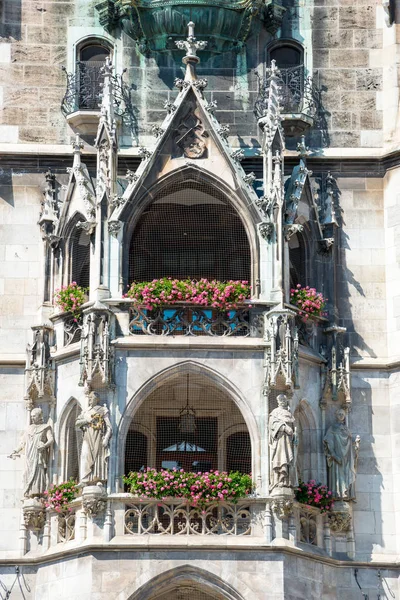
[175, 22, 207, 81]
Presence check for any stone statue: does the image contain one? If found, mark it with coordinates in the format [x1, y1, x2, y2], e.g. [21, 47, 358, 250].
[269, 394, 296, 491]
[8, 407, 54, 498]
[323, 408, 360, 501]
[76, 390, 112, 486]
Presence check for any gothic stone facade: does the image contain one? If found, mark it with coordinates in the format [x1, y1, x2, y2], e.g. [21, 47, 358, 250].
[0, 0, 400, 599]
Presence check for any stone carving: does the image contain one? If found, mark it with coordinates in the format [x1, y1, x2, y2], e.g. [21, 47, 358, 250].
[243, 172, 256, 186]
[328, 510, 352, 533]
[82, 485, 107, 518]
[9, 408, 54, 498]
[299, 508, 317, 545]
[151, 125, 164, 138]
[25, 326, 54, 407]
[174, 102, 208, 159]
[23, 498, 46, 531]
[126, 169, 139, 183]
[269, 395, 296, 491]
[231, 149, 245, 163]
[263, 310, 299, 394]
[323, 409, 360, 501]
[76, 220, 96, 236]
[259, 222, 274, 241]
[39, 169, 59, 243]
[193, 78, 208, 91]
[205, 100, 218, 114]
[76, 390, 112, 486]
[164, 100, 177, 114]
[108, 220, 123, 237]
[174, 78, 190, 91]
[217, 125, 230, 140]
[283, 223, 304, 241]
[271, 498, 293, 519]
[79, 311, 114, 387]
[318, 238, 335, 254]
[175, 22, 207, 60]
[138, 146, 152, 160]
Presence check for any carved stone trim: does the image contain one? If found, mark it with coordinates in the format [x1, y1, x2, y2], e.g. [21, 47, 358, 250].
[83, 497, 107, 518]
[328, 511, 351, 533]
[108, 220, 123, 237]
[243, 172, 256, 186]
[259, 222, 274, 241]
[284, 223, 304, 241]
[271, 499, 293, 520]
[151, 125, 164, 138]
[231, 149, 245, 163]
[138, 147, 152, 160]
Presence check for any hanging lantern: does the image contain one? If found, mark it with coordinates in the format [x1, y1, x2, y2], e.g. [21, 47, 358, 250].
[179, 374, 196, 434]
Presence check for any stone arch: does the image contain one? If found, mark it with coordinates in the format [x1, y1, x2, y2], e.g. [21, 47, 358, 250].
[294, 398, 318, 483]
[60, 211, 90, 288]
[126, 565, 246, 600]
[117, 360, 260, 486]
[120, 166, 260, 295]
[57, 396, 83, 482]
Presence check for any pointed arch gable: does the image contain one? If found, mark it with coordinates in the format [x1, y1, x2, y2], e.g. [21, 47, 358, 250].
[116, 360, 260, 483]
[127, 565, 246, 600]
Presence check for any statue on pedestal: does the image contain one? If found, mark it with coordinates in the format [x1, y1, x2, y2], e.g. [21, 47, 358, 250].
[269, 394, 296, 491]
[323, 408, 360, 501]
[9, 407, 54, 498]
[76, 390, 112, 486]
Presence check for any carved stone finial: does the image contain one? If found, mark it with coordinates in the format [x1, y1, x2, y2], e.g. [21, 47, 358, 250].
[175, 22, 207, 65]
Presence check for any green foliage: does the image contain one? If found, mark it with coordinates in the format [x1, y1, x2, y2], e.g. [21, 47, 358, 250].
[44, 479, 79, 513]
[54, 282, 88, 319]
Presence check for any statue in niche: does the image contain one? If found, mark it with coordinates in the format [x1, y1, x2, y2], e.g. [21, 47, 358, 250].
[76, 390, 112, 486]
[9, 408, 54, 498]
[323, 408, 360, 501]
[173, 101, 208, 159]
[269, 394, 297, 491]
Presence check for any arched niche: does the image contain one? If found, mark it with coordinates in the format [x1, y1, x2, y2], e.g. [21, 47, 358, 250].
[294, 399, 318, 484]
[62, 212, 90, 288]
[58, 398, 83, 482]
[121, 168, 259, 295]
[118, 361, 260, 485]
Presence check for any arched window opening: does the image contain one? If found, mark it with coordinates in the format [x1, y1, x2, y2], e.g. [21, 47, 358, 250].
[294, 402, 316, 483]
[128, 180, 251, 285]
[124, 373, 251, 477]
[226, 431, 251, 473]
[151, 588, 221, 600]
[69, 225, 91, 288]
[64, 402, 82, 481]
[289, 232, 306, 289]
[77, 40, 111, 110]
[268, 42, 304, 113]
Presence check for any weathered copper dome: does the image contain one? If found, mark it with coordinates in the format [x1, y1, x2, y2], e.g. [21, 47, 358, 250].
[96, 0, 273, 54]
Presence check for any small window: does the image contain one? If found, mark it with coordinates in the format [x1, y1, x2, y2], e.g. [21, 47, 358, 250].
[76, 41, 111, 110]
[270, 45, 302, 69]
[70, 227, 90, 288]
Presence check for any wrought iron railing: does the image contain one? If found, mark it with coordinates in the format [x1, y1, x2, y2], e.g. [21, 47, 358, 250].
[128, 304, 251, 337]
[61, 61, 135, 121]
[255, 65, 317, 120]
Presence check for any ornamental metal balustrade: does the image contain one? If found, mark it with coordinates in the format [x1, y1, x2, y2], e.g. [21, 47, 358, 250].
[254, 65, 317, 121]
[124, 498, 253, 536]
[128, 304, 252, 337]
[61, 61, 134, 119]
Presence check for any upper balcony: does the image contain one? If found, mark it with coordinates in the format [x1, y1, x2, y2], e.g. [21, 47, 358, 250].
[61, 60, 133, 135]
[255, 64, 318, 138]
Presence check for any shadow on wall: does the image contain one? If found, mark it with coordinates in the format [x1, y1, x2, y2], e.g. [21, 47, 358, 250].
[333, 176, 377, 359]
[0, 0, 22, 40]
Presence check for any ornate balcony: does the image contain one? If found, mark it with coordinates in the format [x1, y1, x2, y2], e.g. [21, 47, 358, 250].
[255, 65, 318, 137]
[61, 62, 134, 134]
[128, 304, 251, 337]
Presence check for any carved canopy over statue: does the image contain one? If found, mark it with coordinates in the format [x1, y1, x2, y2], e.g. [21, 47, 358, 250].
[323, 408, 360, 501]
[269, 394, 297, 491]
[9, 407, 54, 498]
[76, 390, 112, 486]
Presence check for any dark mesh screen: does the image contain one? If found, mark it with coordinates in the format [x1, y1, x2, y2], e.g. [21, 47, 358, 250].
[128, 181, 251, 284]
[289, 233, 306, 288]
[153, 589, 220, 600]
[124, 374, 251, 476]
[65, 403, 81, 481]
[71, 227, 90, 288]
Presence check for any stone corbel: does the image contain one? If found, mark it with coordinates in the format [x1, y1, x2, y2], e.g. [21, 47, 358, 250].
[82, 485, 107, 518]
[271, 498, 293, 520]
[259, 221, 274, 241]
[108, 220, 123, 237]
[23, 498, 46, 531]
[328, 511, 351, 533]
[318, 237, 335, 254]
[76, 220, 96, 236]
[283, 223, 304, 241]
